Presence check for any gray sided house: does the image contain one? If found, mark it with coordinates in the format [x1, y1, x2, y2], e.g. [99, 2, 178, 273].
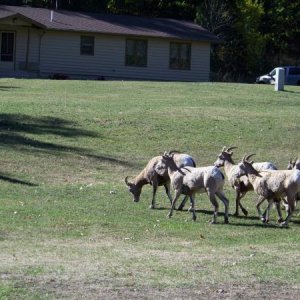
[0, 5, 219, 81]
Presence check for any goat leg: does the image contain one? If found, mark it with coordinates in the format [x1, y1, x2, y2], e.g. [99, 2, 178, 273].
[234, 190, 240, 216]
[234, 190, 248, 217]
[256, 196, 267, 222]
[280, 195, 295, 226]
[149, 184, 158, 209]
[262, 199, 274, 223]
[163, 182, 173, 206]
[208, 193, 219, 224]
[167, 192, 181, 218]
[274, 199, 284, 223]
[239, 191, 248, 216]
[189, 195, 197, 221]
[177, 195, 189, 211]
[216, 192, 229, 224]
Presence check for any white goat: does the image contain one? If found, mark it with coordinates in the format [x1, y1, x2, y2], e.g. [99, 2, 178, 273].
[214, 146, 278, 216]
[236, 154, 300, 226]
[287, 158, 300, 202]
[161, 152, 229, 224]
[125, 152, 196, 209]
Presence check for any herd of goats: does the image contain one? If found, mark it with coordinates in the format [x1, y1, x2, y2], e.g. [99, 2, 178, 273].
[125, 147, 300, 226]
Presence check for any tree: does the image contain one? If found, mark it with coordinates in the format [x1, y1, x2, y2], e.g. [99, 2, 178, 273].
[195, 0, 236, 81]
[234, 0, 266, 77]
[261, 0, 300, 67]
[58, 0, 108, 12]
[106, 0, 197, 19]
[196, 0, 234, 38]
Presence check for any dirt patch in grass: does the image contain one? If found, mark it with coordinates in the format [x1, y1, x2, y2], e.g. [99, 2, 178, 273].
[95, 283, 298, 300]
[4, 274, 299, 300]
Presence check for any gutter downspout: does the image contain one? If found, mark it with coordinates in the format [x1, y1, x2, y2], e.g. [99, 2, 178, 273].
[13, 31, 17, 72]
[25, 27, 30, 71]
[38, 30, 45, 77]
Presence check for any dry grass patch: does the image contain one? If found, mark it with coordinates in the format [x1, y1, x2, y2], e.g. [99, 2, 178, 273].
[1, 236, 300, 299]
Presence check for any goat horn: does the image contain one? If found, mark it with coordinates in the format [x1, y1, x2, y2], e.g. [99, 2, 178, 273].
[169, 150, 181, 154]
[125, 176, 132, 186]
[227, 146, 238, 152]
[245, 153, 256, 161]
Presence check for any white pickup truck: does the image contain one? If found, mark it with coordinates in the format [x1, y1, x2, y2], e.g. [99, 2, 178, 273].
[256, 66, 300, 85]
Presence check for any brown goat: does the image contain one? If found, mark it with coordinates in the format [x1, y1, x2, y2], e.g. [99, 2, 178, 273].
[125, 152, 196, 209]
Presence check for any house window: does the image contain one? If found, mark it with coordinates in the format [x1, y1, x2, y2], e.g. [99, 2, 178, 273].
[169, 42, 191, 70]
[1, 32, 14, 62]
[80, 36, 94, 55]
[125, 39, 147, 67]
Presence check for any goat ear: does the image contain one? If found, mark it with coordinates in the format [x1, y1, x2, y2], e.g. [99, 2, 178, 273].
[222, 146, 226, 152]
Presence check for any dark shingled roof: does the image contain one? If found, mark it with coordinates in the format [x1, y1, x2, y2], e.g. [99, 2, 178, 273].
[0, 5, 219, 42]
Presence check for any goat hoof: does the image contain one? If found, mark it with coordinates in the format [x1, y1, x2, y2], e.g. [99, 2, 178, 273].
[209, 220, 216, 224]
[280, 221, 288, 227]
[277, 218, 284, 223]
[233, 212, 239, 217]
[177, 206, 184, 211]
[192, 215, 196, 221]
[224, 218, 229, 224]
[242, 210, 248, 217]
[261, 217, 268, 223]
[149, 205, 155, 209]
[167, 213, 172, 219]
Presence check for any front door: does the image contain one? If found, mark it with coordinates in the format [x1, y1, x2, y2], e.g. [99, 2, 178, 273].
[0, 31, 15, 74]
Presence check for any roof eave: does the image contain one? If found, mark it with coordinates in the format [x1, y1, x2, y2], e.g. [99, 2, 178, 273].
[45, 27, 218, 42]
[0, 12, 46, 29]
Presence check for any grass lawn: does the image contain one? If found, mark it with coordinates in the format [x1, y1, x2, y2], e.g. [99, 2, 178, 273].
[0, 78, 300, 299]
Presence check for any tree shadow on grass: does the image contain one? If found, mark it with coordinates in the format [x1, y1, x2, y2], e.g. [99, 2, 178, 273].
[283, 89, 300, 94]
[0, 114, 98, 138]
[227, 222, 290, 229]
[182, 208, 259, 220]
[0, 113, 133, 167]
[291, 219, 300, 225]
[0, 86, 20, 91]
[0, 173, 37, 186]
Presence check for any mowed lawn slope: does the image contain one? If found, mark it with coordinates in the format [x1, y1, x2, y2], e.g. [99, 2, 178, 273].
[0, 79, 300, 299]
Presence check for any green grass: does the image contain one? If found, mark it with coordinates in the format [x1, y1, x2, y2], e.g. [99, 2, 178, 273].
[0, 79, 300, 299]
